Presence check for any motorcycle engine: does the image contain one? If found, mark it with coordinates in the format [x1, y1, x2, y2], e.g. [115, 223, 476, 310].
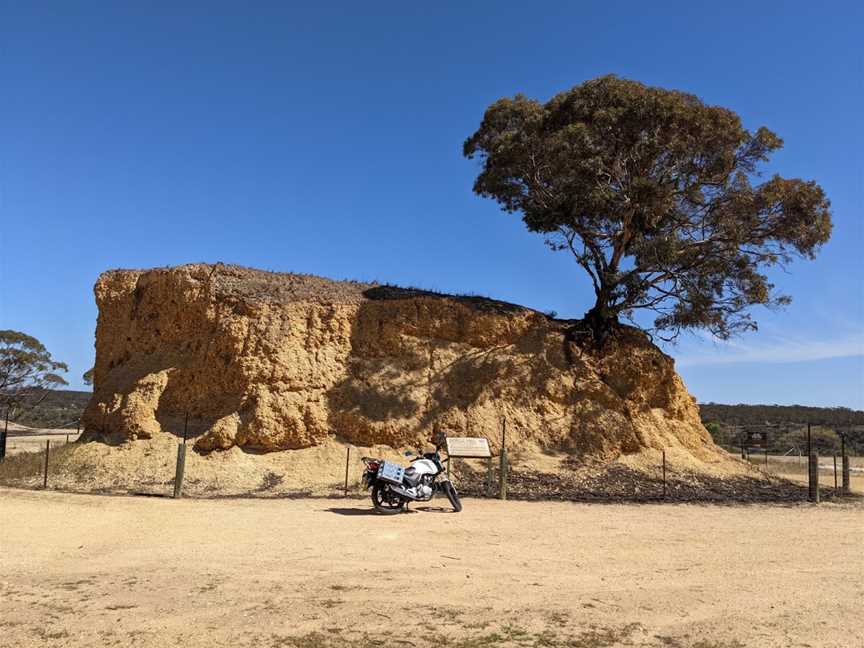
[418, 485, 432, 499]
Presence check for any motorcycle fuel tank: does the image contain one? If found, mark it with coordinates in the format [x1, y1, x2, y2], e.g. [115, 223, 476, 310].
[409, 458, 438, 476]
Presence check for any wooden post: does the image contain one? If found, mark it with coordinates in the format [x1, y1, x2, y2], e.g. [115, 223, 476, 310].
[66, 433, 69, 444]
[344, 446, 350, 497]
[173, 443, 186, 498]
[0, 406, 8, 461]
[841, 433, 850, 495]
[808, 451, 819, 503]
[499, 418, 507, 501]
[43, 440, 51, 488]
[842, 455, 850, 495]
[662, 450, 667, 499]
[183, 411, 189, 444]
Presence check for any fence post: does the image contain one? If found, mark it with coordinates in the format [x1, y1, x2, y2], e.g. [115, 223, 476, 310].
[344, 446, 350, 497]
[499, 418, 507, 501]
[43, 440, 51, 488]
[841, 437, 850, 495]
[808, 451, 820, 503]
[173, 443, 186, 498]
[662, 450, 667, 499]
[0, 406, 8, 461]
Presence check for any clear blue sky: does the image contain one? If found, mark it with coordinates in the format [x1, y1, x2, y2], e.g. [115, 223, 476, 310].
[2, 2, 862, 408]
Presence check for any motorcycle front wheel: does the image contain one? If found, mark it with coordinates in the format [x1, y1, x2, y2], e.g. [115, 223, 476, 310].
[441, 481, 462, 512]
[371, 483, 406, 514]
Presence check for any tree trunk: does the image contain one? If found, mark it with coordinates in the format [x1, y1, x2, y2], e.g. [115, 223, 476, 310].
[584, 289, 619, 345]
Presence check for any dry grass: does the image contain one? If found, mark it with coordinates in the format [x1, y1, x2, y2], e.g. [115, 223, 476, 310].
[105, 263, 540, 315]
[741, 453, 864, 494]
[0, 443, 88, 484]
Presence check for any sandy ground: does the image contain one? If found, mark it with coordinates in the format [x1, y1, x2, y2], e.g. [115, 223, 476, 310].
[1, 489, 861, 648]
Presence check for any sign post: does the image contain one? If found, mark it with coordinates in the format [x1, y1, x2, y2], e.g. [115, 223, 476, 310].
[444, 436, 493, 497]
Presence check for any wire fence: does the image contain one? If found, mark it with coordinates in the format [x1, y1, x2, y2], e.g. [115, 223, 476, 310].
[0, 417, 859, 504]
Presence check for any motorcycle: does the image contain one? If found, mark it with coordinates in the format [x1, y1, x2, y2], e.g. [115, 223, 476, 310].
[361, 445, 462, 514]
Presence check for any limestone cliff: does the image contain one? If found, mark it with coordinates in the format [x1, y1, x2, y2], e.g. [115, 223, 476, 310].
[81, 263, 719, 462]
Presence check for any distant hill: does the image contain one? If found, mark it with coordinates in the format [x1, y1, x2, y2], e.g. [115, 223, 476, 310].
[699, 403, 863, 427]
[8, 390, 91, 429]
[699, 402, 864, 454]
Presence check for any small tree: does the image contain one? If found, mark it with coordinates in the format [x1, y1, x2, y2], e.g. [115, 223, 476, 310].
[464, 76, 832, 342]
[83, 367, 94, 387]
[0, 330, 68, 420]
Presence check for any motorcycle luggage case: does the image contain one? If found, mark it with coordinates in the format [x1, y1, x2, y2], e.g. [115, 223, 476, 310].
[377, 461, 405, 485]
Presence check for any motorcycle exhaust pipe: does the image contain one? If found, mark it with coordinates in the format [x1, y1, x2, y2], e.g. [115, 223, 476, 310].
[389, 484, 416, 498]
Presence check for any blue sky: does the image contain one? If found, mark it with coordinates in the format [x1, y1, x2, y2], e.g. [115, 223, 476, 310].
[1, 2, 862, 408]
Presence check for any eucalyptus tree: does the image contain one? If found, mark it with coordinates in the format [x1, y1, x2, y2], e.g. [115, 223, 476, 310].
[464, 76, 832, 342]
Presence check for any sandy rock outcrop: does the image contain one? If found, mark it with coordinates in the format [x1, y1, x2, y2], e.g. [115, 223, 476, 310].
[81, 264, 720, 462]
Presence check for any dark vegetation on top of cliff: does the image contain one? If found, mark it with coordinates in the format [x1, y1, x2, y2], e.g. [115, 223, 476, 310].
[110, 263, 557, 318]
[362, 285, 535, 316]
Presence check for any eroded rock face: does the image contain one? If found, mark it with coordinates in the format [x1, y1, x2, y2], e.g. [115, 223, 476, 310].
[82, 264, 717, 461]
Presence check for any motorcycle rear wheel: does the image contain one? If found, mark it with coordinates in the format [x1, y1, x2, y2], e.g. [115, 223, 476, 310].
[442, 481, 462, 512]
[371, 483, 406, 514]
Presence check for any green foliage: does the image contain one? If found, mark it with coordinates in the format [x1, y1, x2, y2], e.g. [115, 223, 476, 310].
[82, 367, 94, 386]
[0, 330, 69, 418]
[464, 76, 832, 340]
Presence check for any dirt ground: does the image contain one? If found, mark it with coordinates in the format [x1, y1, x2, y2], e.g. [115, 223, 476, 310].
[1, 489, 861, 648]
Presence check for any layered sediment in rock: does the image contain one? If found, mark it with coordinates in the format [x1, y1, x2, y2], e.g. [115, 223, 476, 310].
[82, 264, 720, 463]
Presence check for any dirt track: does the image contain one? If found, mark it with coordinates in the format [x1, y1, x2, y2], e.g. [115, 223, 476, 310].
[2, 423, 80, 456]
[1, 488, 861, 648]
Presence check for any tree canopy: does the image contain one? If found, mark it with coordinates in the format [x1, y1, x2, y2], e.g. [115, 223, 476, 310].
[463, 75, 832, 341]
[0, 330, 68, 418]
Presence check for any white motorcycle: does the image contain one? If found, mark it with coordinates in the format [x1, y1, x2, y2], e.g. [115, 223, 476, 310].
[361, 445, 462, 514]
